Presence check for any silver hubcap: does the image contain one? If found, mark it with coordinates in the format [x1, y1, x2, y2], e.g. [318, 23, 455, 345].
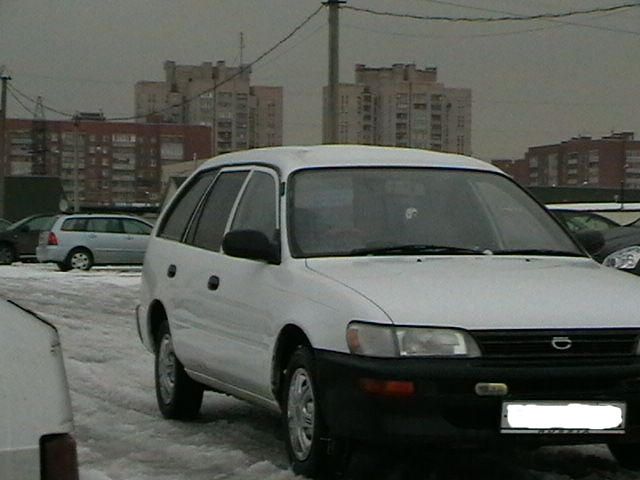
[157, 334, 176, 404]
[70, 252, 90, 270]
[287, 367, 316, 461]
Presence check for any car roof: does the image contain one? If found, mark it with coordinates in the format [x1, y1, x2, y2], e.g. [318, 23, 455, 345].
[57, 213, 152, 223]
[197, 145, 503, 177]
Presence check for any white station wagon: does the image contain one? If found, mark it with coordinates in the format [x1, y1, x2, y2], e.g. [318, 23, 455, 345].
[0, 299, 78, 480]
[137, 145, 640, 478]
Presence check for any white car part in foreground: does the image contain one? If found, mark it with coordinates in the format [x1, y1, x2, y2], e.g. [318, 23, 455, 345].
[0, 299, 78, 480]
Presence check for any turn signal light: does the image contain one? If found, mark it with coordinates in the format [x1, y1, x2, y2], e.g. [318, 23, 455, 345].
[358, 378, 416, 397]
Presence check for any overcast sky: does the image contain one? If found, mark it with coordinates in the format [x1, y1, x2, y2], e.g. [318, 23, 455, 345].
[1, 0, 639, 159]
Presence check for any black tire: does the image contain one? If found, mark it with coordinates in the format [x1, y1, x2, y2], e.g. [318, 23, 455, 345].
[154, 320, 204, 420]
[608, 443, 640, 470]
[283, 346, 347, 479]
[64, 248, 93, 271]
[56, 262, 71, 272]
[0, 243, 16, 265]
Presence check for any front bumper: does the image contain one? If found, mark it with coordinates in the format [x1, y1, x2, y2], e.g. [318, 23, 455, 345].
[314, 350, 640, 447]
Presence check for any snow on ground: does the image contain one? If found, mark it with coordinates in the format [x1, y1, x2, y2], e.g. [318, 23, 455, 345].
[1, 263, 638, 480]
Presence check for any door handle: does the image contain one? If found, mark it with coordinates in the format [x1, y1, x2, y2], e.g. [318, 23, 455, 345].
[167, 264, 177, 278]
[207, 275, 220, 291]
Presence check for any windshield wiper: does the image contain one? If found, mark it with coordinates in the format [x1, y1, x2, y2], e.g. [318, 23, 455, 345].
[492, 248, 584, 257]
[349, 244, 488, 256]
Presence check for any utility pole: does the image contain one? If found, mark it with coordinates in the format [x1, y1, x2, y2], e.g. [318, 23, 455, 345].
[325, 0, 345, 144]
[240, 32, 245, 66]
[0, 73, 11, 179]
[72, 113, 80, 213]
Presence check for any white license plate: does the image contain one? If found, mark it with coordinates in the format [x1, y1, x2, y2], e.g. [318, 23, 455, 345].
[501, 401, 626, 434]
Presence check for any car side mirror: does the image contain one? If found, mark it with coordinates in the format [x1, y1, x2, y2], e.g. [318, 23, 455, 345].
[575, 230, 605, 256]
[222, 230, 281, 265]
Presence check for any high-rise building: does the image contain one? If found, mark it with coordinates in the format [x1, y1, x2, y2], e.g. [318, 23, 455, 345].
[135, 61, 283, 155]
[323, 64, 472, 154]
[3, 117, 211, 208]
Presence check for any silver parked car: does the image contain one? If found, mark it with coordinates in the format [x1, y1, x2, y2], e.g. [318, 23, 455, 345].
[37, 214, 153, 271]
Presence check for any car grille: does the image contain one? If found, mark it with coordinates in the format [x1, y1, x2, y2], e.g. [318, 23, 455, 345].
[471, 329, 640, 358]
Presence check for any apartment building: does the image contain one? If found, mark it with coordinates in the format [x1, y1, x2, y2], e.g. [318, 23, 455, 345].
[135, 61, 283, 155]
[3, 117, 211, 208]
[523, 132, 640, 189]
[323, 64, 472, 154]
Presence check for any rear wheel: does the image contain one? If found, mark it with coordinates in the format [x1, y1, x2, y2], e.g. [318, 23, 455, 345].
[154, 320, 204, 420]
[609, 442, 640, 470]
[64, 248, 93, 271]
[0, 243, 16, 265]
[57, 262, 71, 272]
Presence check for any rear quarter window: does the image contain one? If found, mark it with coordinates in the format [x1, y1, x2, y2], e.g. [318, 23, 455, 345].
[158, 169, 219, 242]
[61, 218, 87, 232]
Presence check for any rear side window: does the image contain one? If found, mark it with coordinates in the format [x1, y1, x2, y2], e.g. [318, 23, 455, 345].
[87, 218, 124, 234]
[123, 219, 152, 235]
[61, 218, 87, 232]
[188, 171, 249, 252]
[158, 170, 218, 242]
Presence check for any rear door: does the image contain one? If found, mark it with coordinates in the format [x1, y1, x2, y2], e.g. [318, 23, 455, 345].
[121, 218, 153, 264]
[85, 217, 126, 264]
[150, 168, 220, 369]
[171, 168, 250, 380]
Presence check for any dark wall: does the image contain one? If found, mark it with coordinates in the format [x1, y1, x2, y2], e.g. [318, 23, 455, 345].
[1, 176, 66, 221]
[527, 186, 640, 204]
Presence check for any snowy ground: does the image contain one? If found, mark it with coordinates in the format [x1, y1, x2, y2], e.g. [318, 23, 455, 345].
[2, 263, 639, 480]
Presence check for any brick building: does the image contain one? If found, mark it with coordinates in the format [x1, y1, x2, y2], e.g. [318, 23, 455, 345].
[323, 64, 472, 154]
[3, 117, 211, 208]
[522, 132, 640, 189]
[491, 158, 528, 184]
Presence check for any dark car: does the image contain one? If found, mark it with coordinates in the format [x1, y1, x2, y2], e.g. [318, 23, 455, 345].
[551, 208, 620, 234]
[0, 218, 11, 232]
[593, 222, 640, 274]
[0, 214, 58, 265]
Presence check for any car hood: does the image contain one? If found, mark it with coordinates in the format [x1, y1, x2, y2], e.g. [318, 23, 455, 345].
[306, 256, 640, 330]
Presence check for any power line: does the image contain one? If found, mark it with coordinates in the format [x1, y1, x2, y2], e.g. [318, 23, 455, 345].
[418, 0, 640, 36]
[7, 83, 74, 118]
[343, 21, 563, 39]
[344, 2, 640, 23]
[109, 4, 324, 122]
[7, 88, 36, 116]
[343, 2, 639, 39]
[257, 22, 327, 73]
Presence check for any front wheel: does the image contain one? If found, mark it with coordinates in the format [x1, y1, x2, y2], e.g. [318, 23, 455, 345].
[283, 346, 347, 478]
[609, 442, 640, 470]
[0, 244, 16, 265]
[154, 320, 204, 420]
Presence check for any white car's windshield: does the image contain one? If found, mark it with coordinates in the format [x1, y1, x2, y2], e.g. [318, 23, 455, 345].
[289, 167, 583, 258]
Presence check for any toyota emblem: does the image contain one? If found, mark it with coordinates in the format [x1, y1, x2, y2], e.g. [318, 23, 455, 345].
[551, 336, 572, 351]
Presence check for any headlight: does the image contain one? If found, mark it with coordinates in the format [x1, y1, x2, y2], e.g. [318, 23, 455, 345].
[346, 322, 481, 358]
[603, 246, 640, 270]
